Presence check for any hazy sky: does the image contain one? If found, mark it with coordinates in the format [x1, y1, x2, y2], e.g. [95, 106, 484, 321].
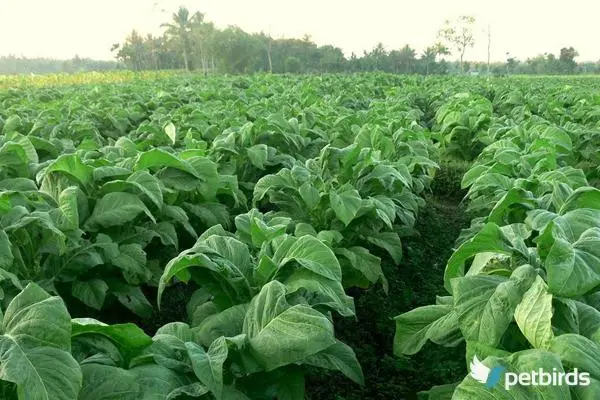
[0, 0, 598, 62]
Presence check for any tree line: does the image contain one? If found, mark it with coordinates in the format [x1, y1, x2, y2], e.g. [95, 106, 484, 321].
[111, 8, 452, 75]
[111, 8, 593, 75]
[1, 8, 599, 76]
[0, 56, 117, 75]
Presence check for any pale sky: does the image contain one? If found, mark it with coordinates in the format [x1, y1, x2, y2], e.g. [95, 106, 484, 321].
[0, 0, 598, 62]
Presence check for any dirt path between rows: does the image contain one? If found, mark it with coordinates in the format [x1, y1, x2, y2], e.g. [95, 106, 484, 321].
[307, 194, 470, 399]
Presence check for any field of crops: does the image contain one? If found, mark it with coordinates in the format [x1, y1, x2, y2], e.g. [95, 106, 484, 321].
[0, 72, 600, 399]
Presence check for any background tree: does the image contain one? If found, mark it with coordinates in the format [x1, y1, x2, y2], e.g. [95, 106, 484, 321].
[420, 42, 450, 74]
[438, 15, 476, 74]
[348, 52, 359, 72]
[578, 61, 600, 74]
[271, 37, 317, 73]
[369, 42, 388, 71]
[5, 6, 600, 76]
[462, 61, 471, 73]
[506, 56, 519, 75]
[114, 30, 149, 70]
[397, 45, 417, 73]
[420, 47, 436, 75]
[265, 33, 273, 73]
[213, 27, 263, 73]
[559, 47, 579, 74]
[284, 56, 301, 73]
[161, 6, 197, 71]
[317, 45, 346, 72]
[546, 53, 559, 74]
[190, 13, 216, 73]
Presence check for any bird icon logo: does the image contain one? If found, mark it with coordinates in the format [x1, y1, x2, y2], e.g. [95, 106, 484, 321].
[470, 355, 505, 388]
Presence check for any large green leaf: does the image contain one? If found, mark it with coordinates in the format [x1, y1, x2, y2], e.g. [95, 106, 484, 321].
[72, 279, 109, 310]
[559, 187, 600, 214]
[186, 339, 228, 399]
[329, 188, 362, 226]
[164, 122, 177, 145]
[0, 346, 82, 400]
[335, 246, 384, 289]
[79, 363, 140, 400]
[71, 318, 153, 365]
[134, 149, 199, 178]
[550, 334, 600, 380]
[158, 253, 212, 307]
[272, 235, 342, 282]
[252, 173, 295, 204]
[246, 144, 268, 170]
[0, 283, 82, 400]
[85, 192, 156, 230]
[514, 276, 554, 349]
[100, 171, 163, 210]
[284, 269, 355, 317]
[243, 281, 336, 371]
[193, 304, 248, 348]
[131, 363, 189, 400]
[444, 223, 519, 293]
[393, 304, 461, 356]
[157, 243, 251, 311]
[39, 154, 94, 190]
[303, 341, 364, 385]
[546, 228, 600, 297]
[451, 265, 536, 347]
[54, 186, 80, 230]
[366, 232, 403, 264]
[487, 187, 536, 225]
[549, 209, 600, 243]
[112, 243, 150, 285]
[575, 301, 600, 343]
[4, 283, 72, 350]
[153, 221, 178, 249]
[111, 284, 154, 319]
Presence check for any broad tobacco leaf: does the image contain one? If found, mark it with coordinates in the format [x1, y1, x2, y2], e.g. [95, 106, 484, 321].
[0, 283, 82, 399]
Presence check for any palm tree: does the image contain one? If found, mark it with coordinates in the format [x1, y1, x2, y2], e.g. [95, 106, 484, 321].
[422, 48, 436, 75]
[398, 45, 416, 74]
[190, 14, 217, 74]
[161, 7, 198, 71]
[421, 43, 450, 75]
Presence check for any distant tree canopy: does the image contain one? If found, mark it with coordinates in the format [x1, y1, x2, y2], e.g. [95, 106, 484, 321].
[0, 56, 119, 75]
[501, 47, 594, 75]
[110, 10, 597, 76]
[1, 9, 599, 76]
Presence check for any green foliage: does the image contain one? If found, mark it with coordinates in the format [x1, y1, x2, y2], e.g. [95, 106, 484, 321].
[0, 72, 439, 397]
[432, 92, 493, 161]
[395, 76, 600, 399]
[3, 72, 600, 398]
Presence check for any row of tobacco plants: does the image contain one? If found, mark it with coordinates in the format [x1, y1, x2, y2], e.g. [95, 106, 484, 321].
[0, 73, 440, 399]
[2, 72, 600, 399]
[395, 77, 600, 398]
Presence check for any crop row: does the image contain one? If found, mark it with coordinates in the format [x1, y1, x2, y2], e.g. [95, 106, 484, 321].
[0, 74, 439, 399]
[1, 73, 600, 399]
[395, 77, 600, 399]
